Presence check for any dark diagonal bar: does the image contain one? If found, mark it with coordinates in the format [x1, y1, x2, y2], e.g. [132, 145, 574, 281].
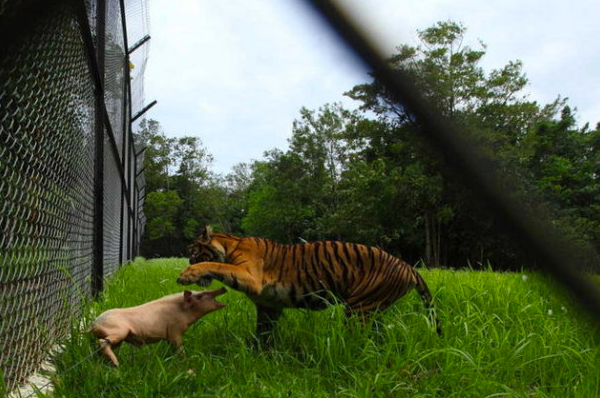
[302, 0, 600, 321]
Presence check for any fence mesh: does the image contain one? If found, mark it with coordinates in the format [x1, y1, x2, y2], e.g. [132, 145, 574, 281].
[0, 0, 148, 392]
[103, 134, 123, 276]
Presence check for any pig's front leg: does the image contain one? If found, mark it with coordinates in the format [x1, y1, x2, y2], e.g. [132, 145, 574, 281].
[166, 328, 187, 359]
[177, 262, 262, 295]
[169, 335, 184, 354]
[167, 324, 185, 349]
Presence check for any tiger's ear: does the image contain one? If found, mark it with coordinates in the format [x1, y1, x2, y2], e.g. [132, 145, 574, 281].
[198, 225, 213, 244]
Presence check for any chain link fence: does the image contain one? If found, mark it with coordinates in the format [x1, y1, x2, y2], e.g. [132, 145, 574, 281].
[0, 0, 149, 392]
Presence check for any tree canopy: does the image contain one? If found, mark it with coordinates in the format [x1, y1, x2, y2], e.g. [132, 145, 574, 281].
[136, 21, 600, 271]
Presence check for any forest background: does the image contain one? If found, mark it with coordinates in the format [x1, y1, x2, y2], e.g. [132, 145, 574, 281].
[136, 21, 600, 271]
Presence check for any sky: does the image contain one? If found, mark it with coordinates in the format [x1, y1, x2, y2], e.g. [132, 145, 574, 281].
[144, 0, 600, 175]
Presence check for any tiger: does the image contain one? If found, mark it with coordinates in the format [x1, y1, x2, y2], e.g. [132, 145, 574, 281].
[177, 226, 441, 342]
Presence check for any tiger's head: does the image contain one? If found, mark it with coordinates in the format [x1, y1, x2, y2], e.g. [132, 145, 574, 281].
[188, 225, 226, 265]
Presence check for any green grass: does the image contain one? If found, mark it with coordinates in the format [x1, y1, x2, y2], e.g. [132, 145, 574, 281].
[41, 258, 600, 397]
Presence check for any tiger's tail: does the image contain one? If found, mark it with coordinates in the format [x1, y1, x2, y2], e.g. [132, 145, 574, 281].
[413, 269, 442, 336]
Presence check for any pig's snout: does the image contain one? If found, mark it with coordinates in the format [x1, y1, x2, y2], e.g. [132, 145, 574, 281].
[214, 301, 226, 309]
[207, 287, 227, 307]
[204, 287, 227, 310]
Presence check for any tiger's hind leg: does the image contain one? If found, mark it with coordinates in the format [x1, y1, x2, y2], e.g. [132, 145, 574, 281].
[344, 305, 386, 331]
[253, 304, 282, 348]
[344, 305, 372, 324]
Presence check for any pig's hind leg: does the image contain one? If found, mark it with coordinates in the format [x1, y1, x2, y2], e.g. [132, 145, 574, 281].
[96, 330, 128, 367]
[99, 338, 120, 367]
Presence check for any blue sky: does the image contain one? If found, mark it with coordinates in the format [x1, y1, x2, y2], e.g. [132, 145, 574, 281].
[144, 0, 600, 175]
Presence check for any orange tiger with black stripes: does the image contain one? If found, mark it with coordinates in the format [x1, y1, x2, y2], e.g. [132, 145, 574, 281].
[177, 226, 441, 342]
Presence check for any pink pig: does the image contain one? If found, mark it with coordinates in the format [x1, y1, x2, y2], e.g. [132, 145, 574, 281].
[90, 288, 226, 366]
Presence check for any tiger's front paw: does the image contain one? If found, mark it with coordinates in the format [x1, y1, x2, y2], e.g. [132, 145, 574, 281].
[195, 276, 213, 287]
[177, 266, 213, 286]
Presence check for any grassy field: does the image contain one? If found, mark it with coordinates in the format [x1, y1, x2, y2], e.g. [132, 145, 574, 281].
[40, 258, 599, 397]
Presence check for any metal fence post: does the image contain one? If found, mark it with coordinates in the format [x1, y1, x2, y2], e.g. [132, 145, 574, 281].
[92, 0, 106, 298]
[119, 0, 129, 265]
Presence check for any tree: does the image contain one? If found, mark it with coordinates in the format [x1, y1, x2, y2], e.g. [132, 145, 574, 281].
[241, 104, 357, 243]
[242, 151, 317, 243]
[135, 22, 600, 271]
[289, 104, 356, 239]
[144, 190, 183, 240]
[220, 163, 253, 234]
[344, 21, 567, 267]
[524, 108, 600, 266]
[136, 119, 221, 257]
[136, 119, 174, 192]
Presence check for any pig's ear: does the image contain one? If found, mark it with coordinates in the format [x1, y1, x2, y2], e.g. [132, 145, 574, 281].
[183, 290, 194, 308]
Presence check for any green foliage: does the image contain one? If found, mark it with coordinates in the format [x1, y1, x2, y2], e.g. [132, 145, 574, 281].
[241, 104, 356, 242]
[136, 119, 174, 193]
[136, 20, 600, 270]
[144, 190, 183, 240]
[242, 153, 317, 242]
[135, 120, 224, 257]
[341, 20, 600, 267]
[47, 258, 600, 397]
